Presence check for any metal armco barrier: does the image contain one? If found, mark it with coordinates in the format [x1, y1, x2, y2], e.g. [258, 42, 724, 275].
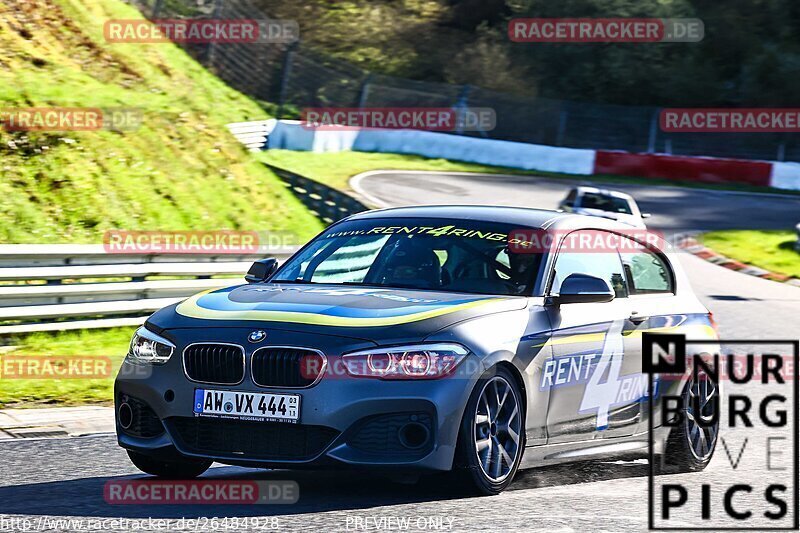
[0, 245, 298, 335]
[226, 120, 271, 152]
[266, 164, 368, 224]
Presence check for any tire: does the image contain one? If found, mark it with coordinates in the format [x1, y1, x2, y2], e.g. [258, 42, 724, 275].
[662, 367, 720, 473]
[451, 365, 526, 495]
[127, 450, 212, 479]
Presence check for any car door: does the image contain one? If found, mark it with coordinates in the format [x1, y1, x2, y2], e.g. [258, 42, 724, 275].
[543, 229, 644, 443]
[616, 235, 679, 434]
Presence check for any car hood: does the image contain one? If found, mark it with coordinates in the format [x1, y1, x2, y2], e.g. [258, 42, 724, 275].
[148, 283, 529, 344]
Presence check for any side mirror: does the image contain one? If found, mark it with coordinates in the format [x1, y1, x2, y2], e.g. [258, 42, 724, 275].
[245, 258, 278, 283]
[550, 273, 615, 305]
[641, 213, 652, 219]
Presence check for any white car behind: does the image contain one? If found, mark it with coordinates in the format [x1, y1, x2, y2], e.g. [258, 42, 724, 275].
[558, 186, 650, 228]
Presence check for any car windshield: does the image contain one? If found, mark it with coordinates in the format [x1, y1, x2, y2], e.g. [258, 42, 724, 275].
[579, 192, 633, 214]
[272, 218, 543, 296]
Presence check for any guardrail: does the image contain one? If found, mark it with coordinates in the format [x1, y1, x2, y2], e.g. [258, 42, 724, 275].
[226, 120, 273, 152]
[0, 245, 298, 335]
[266, 164, 368, 224]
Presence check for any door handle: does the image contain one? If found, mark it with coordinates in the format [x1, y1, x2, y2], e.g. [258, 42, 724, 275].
[629, 311, 647, 324]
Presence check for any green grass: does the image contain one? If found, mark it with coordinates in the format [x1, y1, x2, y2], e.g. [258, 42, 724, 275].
[261, 150, 531, 192]
[260, 150, 800, 199]
[0, 0, 323, 243]
[0, 327, 134, 408]
[699, 230, 800, 279]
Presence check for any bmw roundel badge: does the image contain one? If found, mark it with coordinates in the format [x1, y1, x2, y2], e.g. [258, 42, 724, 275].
[248, 330, 267, 343]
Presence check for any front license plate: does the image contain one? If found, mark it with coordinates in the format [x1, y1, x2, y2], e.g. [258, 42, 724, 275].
[193, 389, 300, 423]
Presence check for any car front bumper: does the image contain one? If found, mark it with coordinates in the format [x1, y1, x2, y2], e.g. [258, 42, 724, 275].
[114, 350, 482, 472]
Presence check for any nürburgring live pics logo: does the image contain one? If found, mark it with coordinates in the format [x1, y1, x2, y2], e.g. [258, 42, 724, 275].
[644, 334, 798, 531]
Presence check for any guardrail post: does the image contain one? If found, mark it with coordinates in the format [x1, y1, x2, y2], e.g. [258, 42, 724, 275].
[454, 84, 472, 136]
[204, 0, 224, 66]
[556, 108, 568, 146]
[647, 109, 659, 153]
[276, 42, 299, 119]
[151, 0, 163, 18]
[777, 140, 786, 162]
[357, 73, 373, 109]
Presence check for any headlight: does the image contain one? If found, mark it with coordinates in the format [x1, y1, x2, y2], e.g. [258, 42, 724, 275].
[127, 326, 175, 365]
[342, 343, 468, 379]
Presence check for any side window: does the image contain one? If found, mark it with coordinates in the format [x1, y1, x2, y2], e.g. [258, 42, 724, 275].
[551, 231, 628, 298]
[618, 237, 673, 294]
[563, 189, 578, 207]
[495, 248, 511, 280]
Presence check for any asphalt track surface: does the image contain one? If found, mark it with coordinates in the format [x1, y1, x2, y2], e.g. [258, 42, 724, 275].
[2, 172, 799, 532]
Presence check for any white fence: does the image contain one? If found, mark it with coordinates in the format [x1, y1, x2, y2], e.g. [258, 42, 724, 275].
[0, 245, 297, 335]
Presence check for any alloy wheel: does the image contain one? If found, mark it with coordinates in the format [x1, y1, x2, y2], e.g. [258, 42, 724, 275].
[473, 375, 522, 482]
[685, 368, 719, 460]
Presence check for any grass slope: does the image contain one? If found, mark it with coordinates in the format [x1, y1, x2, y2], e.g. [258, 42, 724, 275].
[0, 0, 323, 243]
[699, 230, 800, 279]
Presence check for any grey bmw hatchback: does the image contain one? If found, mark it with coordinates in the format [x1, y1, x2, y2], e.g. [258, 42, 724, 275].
[115, 205, 719, 495]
